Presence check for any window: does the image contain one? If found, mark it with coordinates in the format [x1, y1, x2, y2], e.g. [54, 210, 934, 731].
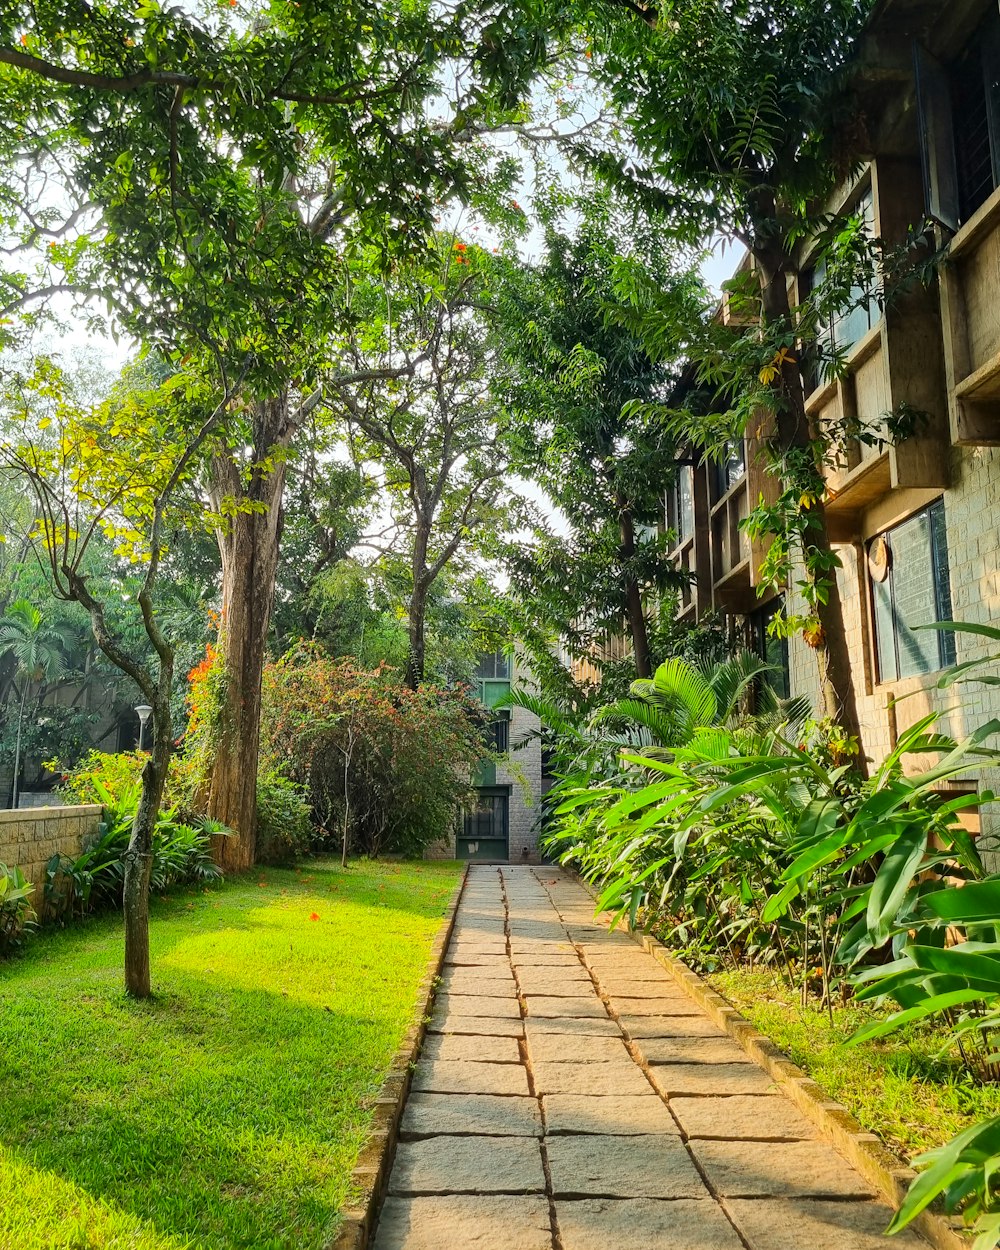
[951, 8, 1000, 222]
[665, 464, 695, 544]
[916, 10, 1000, 229]
[802, 189, 880, 393]
[486, 712, 510, 754]
[475, 651, 511, 681]
[869, 500, 956, 683]
[463, 791, 509, 842]
[750, 600, 790, 700]
[710, 440, 746, 502]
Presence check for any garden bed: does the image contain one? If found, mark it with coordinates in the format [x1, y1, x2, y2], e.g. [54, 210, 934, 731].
[0, 857, 462, 1250]
[710, 968, 1000, 1161]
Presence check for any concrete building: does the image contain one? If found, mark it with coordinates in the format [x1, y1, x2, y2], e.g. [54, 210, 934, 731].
[452, 651, 544, 863]
[667, 0, 1000, 845]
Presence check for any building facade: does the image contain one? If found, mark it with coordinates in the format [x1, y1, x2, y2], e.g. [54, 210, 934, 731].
[450, 651, 544, 863]
[667, 0, 1000, 844]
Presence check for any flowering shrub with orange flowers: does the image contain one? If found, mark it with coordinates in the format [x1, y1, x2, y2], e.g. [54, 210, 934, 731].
[260, 645, 489, 858]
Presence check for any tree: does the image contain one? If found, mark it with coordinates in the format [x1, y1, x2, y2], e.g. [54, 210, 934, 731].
[330, 243, 526, 688]
[567, 0, 873, 746]
[491, 194, 697, 679]
[0, 0, 554, 865]
[0, 599, 70, 807]
[0, 357, 236, 996]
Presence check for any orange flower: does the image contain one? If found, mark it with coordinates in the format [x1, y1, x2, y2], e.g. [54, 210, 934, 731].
[309, 912, 320, 921]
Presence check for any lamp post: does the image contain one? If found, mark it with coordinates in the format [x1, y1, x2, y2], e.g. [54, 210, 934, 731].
[135, 704, 153, 752]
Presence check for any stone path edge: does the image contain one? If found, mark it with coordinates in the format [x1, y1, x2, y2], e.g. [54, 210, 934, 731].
[332, 864, 470, 1250]
[568, 870, 968, 1250]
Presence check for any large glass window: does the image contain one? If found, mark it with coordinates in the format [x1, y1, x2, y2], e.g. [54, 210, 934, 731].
[750, 599, 790, 700]
[950, 6, 1000, 222]
[666, 464, 695, 544]
[802, 189, 880, 393]
[710, 440, 746, 502]
[870, 500, 956, 683]
[475, 651, 511, 681]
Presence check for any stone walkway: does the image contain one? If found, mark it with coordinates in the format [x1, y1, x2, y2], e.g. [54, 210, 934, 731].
[374, 866, 928, 1249]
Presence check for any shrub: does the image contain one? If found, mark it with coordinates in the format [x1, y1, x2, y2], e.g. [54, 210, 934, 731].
[0, 862, 35, 955]
[260, 645, 488, 858]
[256, 769, 315, 865]
[53, 748, 198, 814]
[44, 794, 225, 923]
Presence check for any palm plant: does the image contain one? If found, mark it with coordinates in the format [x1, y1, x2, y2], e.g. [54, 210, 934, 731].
[591, 650, 809, 751]
[0, 601, 71, 807]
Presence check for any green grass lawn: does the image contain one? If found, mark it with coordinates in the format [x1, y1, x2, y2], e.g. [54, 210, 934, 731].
[0, 857, 461, 1250]
[711, 968, 1000, 1160]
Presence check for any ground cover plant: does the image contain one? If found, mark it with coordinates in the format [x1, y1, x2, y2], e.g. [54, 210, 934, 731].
[712, 969, 1000, 1161]
[0, 857, 461, 1250]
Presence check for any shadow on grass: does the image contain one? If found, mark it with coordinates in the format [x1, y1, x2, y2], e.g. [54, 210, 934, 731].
[0, 858, 461, 1250]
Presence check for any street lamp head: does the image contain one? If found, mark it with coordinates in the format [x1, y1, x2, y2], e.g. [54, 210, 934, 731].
[135, 704, 153, 726]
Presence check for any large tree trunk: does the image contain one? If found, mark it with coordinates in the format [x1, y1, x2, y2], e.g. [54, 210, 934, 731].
[123, 681, 172, 998]
[206, 395, 291, 870]
[617, 500, 652, 679]
[755, 244, 863, 755]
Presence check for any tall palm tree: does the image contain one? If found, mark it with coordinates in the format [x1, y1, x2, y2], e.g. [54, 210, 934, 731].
[0, 600, 69, 807]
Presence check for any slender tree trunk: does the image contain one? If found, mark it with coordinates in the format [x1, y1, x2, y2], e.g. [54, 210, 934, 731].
[10, 679, 27, 809]
[755, 243, 863, 755]
[617, 500, 652, 679]
[206, 395, 291, 870]
[405, 521, 431, 690]
[123, 681, 172, 999]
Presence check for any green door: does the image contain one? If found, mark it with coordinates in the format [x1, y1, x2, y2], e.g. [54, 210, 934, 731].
[458, 788, 509, 862]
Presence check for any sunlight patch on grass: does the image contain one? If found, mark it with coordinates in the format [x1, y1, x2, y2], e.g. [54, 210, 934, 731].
[0, 858, 461, 1250]
[711, 968, 1000, 1159]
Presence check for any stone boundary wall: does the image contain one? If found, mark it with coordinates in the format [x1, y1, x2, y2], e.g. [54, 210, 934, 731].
[0, 804, 103, 902]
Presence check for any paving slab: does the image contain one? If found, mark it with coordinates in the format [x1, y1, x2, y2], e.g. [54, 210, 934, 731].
[543, 1093, 680, 1136]
[619, 1014, 728, 1039]
[592, 969, 679, 986]
[607, 995, 706, 1017]
[727, 1198, 928, 1249]
[555, 1197, 744, 1250]
[692, 1139, 876, 1199]
[400, 1093, 542, 1138]
[648, 1063, 777, 1097]
[423, 1034, 522, 1064]
[671, 1095, 816, 1141]
[443, 952, 510, 968]
[429, 1013, 524, 1037]
[525, 1016, 623, 1037]
[411, 1059, 532, 1097]
[531, 1060, 653, 1097]
[546, 1133, 706, 1198]
[517, 970, 594, 996]
[374, 1194, 553, 1249]
[511, 953, 583, 966]
[434, 994, 521, 1019]
[636, 1035, 753, 1066]
[389, 1135, 546, 1195]
[439, 976, 518, 999]
[526, 1032, 630, 1064]
[525, 995, 608, 1019]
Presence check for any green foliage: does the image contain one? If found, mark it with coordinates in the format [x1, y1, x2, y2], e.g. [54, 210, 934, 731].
[0, 862, 35, 956]
[53, 748, 196, 814]
[491, 192, 701, 676]
[256, 769, 316, 866]
[44, 796, 225, 925]
[260, 646, 489, 858]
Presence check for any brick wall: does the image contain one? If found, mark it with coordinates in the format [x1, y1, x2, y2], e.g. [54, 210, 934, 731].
[787, 442, 1000, 847]
[497, 698, 543, 862]
[0, 804, 103, 902]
